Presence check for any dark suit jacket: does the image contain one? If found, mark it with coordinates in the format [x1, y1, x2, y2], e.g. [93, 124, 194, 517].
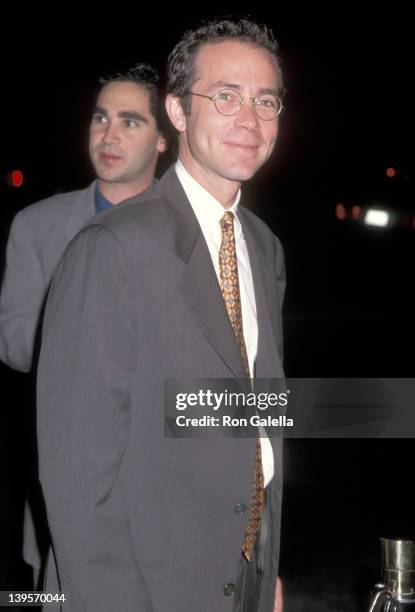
[37, 166, 285, 612]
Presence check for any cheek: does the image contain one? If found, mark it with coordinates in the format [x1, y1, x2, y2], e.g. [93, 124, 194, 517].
[189, 110, 224, 148]
[268, 123, 279, 146]
[261, 125, 278, 158]
[127, 136, 154, 163]
[89, 130, 100, 151]
[135, 134, 156, 153]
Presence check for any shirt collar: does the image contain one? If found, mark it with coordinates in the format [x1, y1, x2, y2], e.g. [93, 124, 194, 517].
[94, 183, 114, 213]
[175, 160, 243, 240]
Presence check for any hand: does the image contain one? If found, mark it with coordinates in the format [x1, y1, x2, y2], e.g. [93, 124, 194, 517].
[274, 577, 283, 612]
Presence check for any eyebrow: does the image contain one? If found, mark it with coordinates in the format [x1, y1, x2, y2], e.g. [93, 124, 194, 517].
[207, 81, 241, 92]
[92, 106, 149, 123]
[257, 87, 280, 97]
[206, 82, 279, 96]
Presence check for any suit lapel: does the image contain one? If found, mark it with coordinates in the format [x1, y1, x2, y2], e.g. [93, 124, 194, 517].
[159, 168, 249, 385]
[180, 234, 249, 382]
[238, 208, 284, 383]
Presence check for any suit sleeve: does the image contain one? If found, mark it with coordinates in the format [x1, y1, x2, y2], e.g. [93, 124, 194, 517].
[37, 224, 153, 612]
[0, 211, 45, 372]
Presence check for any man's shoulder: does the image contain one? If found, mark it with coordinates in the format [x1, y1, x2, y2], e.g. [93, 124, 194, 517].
[91, 194, 171, 252]
[62, 190, 173, 276]
[85, 174, 175, 241]
[13, 185, 93, 227]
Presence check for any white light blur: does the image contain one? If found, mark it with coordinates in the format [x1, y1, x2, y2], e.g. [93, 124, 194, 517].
[363, 209, 390, 228]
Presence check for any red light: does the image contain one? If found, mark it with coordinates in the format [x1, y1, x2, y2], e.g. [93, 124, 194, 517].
[386, 167, 396, 178]
[336, 203, 346, 220]
[352, 205, 361, 219]
[11, 170, 24, 187]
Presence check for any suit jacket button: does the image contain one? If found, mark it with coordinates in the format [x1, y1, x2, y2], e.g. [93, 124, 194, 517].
[234, 503, 247, 515]
[223, 583, 236, 596]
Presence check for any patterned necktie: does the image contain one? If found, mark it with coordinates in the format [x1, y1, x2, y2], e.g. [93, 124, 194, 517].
[219, 211, 264, 562]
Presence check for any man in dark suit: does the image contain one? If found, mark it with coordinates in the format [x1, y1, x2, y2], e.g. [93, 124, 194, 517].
[37, 18, 285, 611]
[0, 63, 167, 585]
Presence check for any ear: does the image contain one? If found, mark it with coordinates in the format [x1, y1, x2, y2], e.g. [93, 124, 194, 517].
[165, 94, 187, 133]
[156, 134, 167, 153]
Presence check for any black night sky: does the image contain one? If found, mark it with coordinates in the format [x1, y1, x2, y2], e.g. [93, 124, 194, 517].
[1, 7, 414, 610]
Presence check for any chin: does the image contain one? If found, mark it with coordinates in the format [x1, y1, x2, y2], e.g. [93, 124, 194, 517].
[97, 172, 121, 184]
[226, 155, 266, 180]
[225, 165, 260, 182]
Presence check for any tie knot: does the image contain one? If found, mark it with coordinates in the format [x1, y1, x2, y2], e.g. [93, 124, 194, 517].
[220, 211, 234, 233]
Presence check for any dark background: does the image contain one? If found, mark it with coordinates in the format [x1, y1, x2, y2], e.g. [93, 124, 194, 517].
[1, 7, 414, 610]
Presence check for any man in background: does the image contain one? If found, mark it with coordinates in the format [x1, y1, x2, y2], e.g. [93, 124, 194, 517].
[0, 62, 167, 372]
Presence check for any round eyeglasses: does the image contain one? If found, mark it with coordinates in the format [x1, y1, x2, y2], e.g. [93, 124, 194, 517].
[189, 88, 283, 121]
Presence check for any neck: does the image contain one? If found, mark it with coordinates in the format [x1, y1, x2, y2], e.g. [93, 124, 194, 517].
[97, 176, 153, 205]
[178, 152, 240, 209]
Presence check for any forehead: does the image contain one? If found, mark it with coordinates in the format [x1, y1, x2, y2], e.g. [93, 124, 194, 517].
[96, 81, 151, 113]
[194, 41, 279, 91]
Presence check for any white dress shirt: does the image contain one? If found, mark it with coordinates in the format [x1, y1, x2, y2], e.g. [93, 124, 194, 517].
[175, 160, 274, 486]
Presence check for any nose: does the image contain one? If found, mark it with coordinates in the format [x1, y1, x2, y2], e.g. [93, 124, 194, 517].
[102, 121, 120, 144]
[233, 98, 259, 130]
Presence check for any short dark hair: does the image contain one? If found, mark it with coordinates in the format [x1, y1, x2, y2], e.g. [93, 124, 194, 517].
[167, 17, 284, 114]
[99, 63, 167, 135]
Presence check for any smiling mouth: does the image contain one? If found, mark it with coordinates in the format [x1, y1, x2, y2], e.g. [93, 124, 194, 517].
[224, 142, 260, 155]
[99, 152, 123, 163]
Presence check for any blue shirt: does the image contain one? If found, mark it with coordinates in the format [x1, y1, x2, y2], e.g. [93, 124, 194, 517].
[94, 184, 114, 213]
